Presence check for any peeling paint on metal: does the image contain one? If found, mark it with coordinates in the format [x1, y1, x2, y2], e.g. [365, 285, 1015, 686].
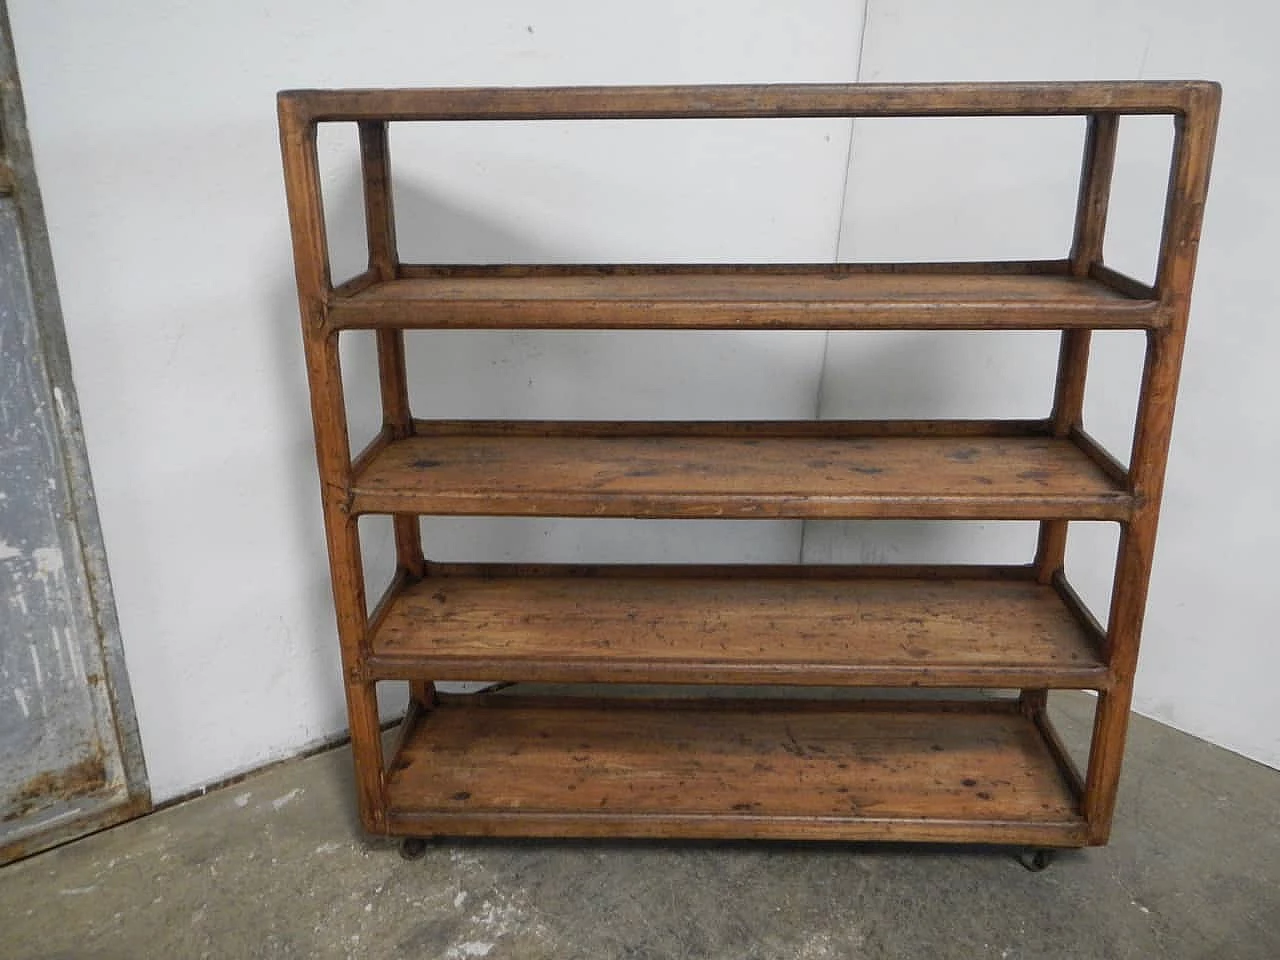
[0, 13, 149, 864]
[0, 196, 128, 847]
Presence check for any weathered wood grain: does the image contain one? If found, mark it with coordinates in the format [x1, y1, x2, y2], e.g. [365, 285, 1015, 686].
[327, 264, 1159, 331]
[383, 695, 1087, 844]
[366, 565, 1108, 688]
[1086, 82, 1220, 843]
[350, 423, 1131, 520]
[280, 80, 1219, 850]
[280, 81, 1217, 124]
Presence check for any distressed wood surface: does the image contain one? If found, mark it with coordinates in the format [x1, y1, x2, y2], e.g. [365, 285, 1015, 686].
[280, 80, 1220, 850]
[384, 695, 1086, 844]
[327, 264, 1159, 331]
[1085, 82, 1220, 843]
[280, 95, 385, 833]
[350, 422, 1130, 520]
[366, 565, 1108, 688]
[280, 80, 1216, 124]
[1035, 110, 1119, 587]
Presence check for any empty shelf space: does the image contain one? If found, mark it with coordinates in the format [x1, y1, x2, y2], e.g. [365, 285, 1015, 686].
[366, 565, 1109, 689]
[384, 695, 1088, 845]
[326, 262, 1160, 331]
[349, 421, 1132, 520]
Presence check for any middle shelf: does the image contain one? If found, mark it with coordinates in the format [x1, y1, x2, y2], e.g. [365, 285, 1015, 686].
[350, 420, 1131, 520]
[365, 564, 1110, 689]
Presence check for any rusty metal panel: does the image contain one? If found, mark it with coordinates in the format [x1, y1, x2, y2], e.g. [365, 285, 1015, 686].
[0, 5, 148, 863]
[0, 197, 144, 860]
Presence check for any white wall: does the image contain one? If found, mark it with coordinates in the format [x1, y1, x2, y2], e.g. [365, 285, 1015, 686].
[9, 0, 1277, 801]
[8, 1, 866, 800]
[812, 0, 1279, 769]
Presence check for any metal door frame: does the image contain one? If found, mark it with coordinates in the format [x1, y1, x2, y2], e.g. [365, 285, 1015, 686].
[0, 3, 149, 864]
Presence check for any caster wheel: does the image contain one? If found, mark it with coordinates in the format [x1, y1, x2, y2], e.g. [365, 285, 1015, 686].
[399, 837, 431, 861]
[1016, 847, 1055, 872]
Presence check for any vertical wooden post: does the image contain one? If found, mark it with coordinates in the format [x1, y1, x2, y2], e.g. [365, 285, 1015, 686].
[1034, 112, 1120, 586]
[280, 100, 387, 833]
[359, 121, 425, 580]
[1083, 86, 1220, 842]
[358, 120, 433, 711]
[1025, 113, 1121, 732]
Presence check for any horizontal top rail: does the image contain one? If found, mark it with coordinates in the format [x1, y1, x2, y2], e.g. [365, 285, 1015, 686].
[279, 81, 1219, 125]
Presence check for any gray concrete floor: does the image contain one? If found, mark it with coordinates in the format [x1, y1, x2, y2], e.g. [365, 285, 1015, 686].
[2, 693, 1277, 959]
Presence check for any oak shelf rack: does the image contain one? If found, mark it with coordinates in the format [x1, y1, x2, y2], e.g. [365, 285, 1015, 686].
[280, 81, 1218, 858]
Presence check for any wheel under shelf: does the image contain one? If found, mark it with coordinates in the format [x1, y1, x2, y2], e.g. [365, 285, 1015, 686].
[384, 693, 1090, 847]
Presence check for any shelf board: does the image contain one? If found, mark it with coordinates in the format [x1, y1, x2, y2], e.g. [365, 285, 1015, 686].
[325, 262, 1161, 331]
[384, 695, 1088, 845]
[366, 564, 1109, 689]
[349, 421, 1132, 520]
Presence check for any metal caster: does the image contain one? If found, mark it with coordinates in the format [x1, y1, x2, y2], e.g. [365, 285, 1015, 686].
[1016, 847, 1055, 872]
[399, 837, 431, 861]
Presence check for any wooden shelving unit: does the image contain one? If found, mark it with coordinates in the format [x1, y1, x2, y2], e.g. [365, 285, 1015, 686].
[279, 81, 1218, 858]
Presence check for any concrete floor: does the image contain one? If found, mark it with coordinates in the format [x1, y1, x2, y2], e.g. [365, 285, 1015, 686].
[2, 693, 1277, 960]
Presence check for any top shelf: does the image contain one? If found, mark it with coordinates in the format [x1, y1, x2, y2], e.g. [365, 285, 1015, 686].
[280, 80, 1220, 123]
[326, 262, 1162, 332]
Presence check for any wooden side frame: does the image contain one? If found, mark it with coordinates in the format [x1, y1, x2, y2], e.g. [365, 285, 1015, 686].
[1033, 88, 1219, 842]
[1083, 84, 1220, 841]
[280, 99, 387, 832]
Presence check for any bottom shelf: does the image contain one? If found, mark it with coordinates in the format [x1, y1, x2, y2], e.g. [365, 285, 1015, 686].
[384, 694, 1089, 847]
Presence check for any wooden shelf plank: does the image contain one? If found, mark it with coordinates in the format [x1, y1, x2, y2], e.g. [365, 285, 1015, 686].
[326, 263, 1161, 331]
[384, 695, 1088, 845]
[367, 565, 1109, 689]
[349, 421, 1132, 520]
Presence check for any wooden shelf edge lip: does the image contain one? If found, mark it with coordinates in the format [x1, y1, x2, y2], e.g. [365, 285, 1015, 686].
[420, 692, 1023, 716]
[1069, 425, 1130, 488]
[395, 259, 1078, 278]
[402, 417, 1055, 437]
[420, 560, 1041, 579]
[365, 655, 1110, 690]
[1051, 569, 1111, 658]
[1031, 702, 1089, 801]
[1088, 262, 1158, 302]
[381, 810, 1090, 846]
[280, 80, 1219, 124]
[350, 490, 1132, 521]
[326, 303, 1161, 333]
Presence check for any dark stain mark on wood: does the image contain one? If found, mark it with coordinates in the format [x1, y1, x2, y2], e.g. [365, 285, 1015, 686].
[450, 791, 471, 801]
[412, 458, 442, 469]
[947, 448, 981, 462]
[780, 726, 806, 758]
